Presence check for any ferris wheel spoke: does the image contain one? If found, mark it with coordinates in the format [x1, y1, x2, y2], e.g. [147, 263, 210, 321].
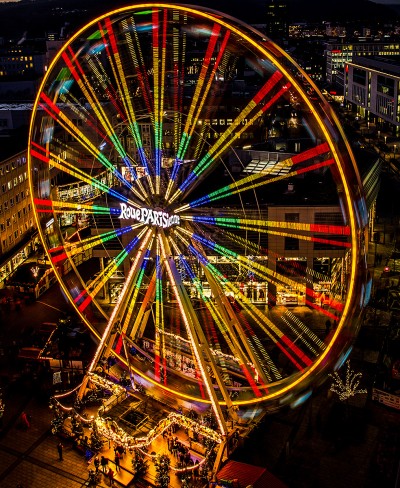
[114, 239, 155, 341]
[177, 28, 230, 162]
[33, 198, 111, 215]
[152, 235, 166, 382]
[179, 227, 305, 293]
[98, 18, 154, 194]
[166, 25, 229, 201]
[188, 236, 332, 366]
[160, 234, 231, 432]
[30, 142, 143, 207]
[166, 10, 189, 188]
[228, 301, 276, 383]
[168, 71, 289, 203]
[177, 158, 336, 213]
[123, 16, 154, 116]
[182, 213, 351, 249]
[37, 95, 145, 199]
[200, 270, 270, 391]
[180, 226, 340, 352]
[185, 241, 297, 379]
[218, 227, 345, 317]
[88, 229, 154, 371]
[235, 295, 312, 371]
[74, 228, 149, 312]
[151, 9, 168, 195]
[57, 90, 113, 147]
[60, 47, 149, 189]
[175, 142, 331, 212]
[281, 310, 326, 356]
[202, 260, 315, 372]
[171, 235, 264, 389]
[47, 223, 143, 266]
[83, 55, 151, 203]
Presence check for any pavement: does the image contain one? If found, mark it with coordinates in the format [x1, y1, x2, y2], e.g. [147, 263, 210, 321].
[0, 233, 399, 488]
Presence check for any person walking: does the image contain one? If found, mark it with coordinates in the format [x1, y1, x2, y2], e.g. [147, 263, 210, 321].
[114, 451, 121, 472]
[57, 442, 63, 461]
[93, 455, 100, 473]
[20, 412, 30, 430]
[107, 467, 115, 486]
[100, 455, 108, 473]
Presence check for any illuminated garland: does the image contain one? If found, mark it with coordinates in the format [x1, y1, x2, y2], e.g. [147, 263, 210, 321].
[89, 373, 127, 398]
[94, 411, 222, 450]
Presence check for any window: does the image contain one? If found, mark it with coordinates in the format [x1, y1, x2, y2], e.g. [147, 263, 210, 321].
[314, 235, 347, 250]
[72, 118, 83, 127]
[285, 213, 300, 222]
[314, 212, 343, 225]
[285, 236, 299, 250]
[377, 75, 394, 97]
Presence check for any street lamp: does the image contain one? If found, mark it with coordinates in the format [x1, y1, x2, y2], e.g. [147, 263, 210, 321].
[394, 144, 397, 160]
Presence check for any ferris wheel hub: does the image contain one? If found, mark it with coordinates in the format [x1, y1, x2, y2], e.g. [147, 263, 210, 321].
[119, 203, 180, 229]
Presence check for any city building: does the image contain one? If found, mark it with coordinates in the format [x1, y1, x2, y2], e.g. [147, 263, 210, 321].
[229, 146, 381, 307]
[344, 55, 400, 136]
[325, 41, 400, 87]
[0, 42, 45, 78]
[0, 149, 38, 284]
[266, 0, 288, 41]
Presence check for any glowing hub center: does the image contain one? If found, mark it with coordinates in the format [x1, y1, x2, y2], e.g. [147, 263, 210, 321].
[119, 203, 180, 228]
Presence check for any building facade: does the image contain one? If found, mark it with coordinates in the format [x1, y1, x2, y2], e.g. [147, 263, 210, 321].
[325, 41, 400, 86]
[0, 150, 37, 283]
[344, 56, 400, 135]
[266, 0, 288, 41]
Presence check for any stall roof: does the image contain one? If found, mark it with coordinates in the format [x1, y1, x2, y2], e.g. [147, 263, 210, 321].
[217, 460, 287, 488]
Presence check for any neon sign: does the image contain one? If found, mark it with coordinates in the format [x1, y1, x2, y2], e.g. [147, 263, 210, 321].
[119, 203, 180, 228]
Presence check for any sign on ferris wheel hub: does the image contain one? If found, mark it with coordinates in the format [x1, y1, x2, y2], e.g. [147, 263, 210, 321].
[118, 203, 180, 229]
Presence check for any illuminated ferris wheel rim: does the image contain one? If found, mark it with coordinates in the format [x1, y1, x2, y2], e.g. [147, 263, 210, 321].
[28, 3, 365, 408]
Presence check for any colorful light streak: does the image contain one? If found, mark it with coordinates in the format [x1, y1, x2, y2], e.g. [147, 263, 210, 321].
[28, 4, 365, 412]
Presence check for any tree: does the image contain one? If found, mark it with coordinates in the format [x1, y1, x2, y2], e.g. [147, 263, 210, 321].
[328, 360, 367, 402]
[154, 453, 171, 488]
[132, 451, 149, 480]
[90, 419, 103, 452]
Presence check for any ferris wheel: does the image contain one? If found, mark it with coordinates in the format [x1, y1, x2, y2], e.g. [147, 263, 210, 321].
[28, 4, 367, 423]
